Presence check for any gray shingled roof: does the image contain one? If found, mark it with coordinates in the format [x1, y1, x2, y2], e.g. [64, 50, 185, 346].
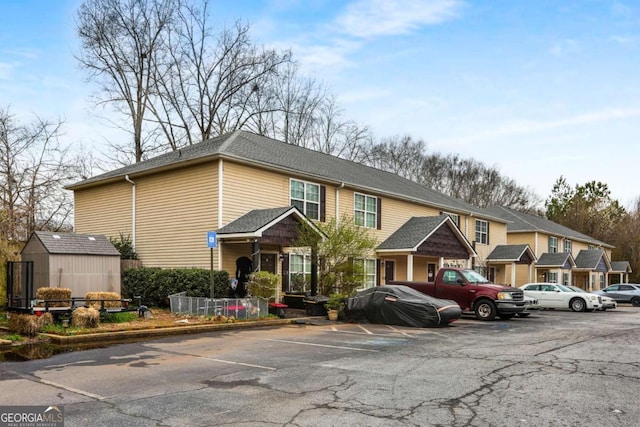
[217, 207, 294, 234]
[68, 130, 506, 222]
[486, 244, 534, 262]
[536, 252, 575, 268]
[611, 261, 631, 273]
[376, 215, 472, 252]
[485, 205, 613, 248]
[27, 231, 120, 256]
[574, 249, 608, 269]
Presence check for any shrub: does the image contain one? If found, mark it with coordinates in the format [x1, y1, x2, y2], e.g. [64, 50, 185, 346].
[121, 267, 229, 307]
[247, 272, 279, 301]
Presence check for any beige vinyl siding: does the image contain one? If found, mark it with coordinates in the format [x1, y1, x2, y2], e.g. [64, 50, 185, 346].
[221, 243, 253, 277]
[135, 162, 218, 268]
[74, 181, 133, 236]
[475, 222, 507, 262]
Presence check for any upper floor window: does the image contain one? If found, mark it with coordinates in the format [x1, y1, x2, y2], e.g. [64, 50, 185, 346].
[354, 193, 378, 228]
[475, 219, 489, 245]
[290, 179, 320, 220]
[564, 239, 572, 254]
[441, 211, 460, 227]
[548, 236, 558, 253]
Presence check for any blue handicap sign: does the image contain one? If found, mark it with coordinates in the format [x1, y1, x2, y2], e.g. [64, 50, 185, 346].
[207, 231, 217, 248]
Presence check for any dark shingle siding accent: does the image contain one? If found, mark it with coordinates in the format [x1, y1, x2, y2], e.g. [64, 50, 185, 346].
[32, 231, 120, 256]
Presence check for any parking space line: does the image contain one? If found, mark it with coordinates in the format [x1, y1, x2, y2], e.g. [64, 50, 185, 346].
[197, 357, 276, 371]
[385, 325, 412, 337]
[9, 371, 106, 400]
[356, 325, 375, 335]
[263, 339, 379, 352]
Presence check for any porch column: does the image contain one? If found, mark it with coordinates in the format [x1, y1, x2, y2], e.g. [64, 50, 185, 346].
[511, 262, 516, 286]
[407, 254, 414, 281]
[310, 246, 318, 296]
[252, 240, 259, 273]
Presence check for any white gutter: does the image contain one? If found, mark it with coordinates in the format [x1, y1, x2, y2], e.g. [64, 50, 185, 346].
[335, 182, 345, 220]
[125, 175, 136, 248]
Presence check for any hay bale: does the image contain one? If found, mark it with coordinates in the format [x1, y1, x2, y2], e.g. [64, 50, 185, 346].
[85, 292, 122, 309]
[8, 312, 53, 336]
[72, 307, 100, 328]
[35, 287, 72, 307]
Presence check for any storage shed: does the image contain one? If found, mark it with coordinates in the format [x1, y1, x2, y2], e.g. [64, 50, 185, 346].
[21, 231, 121, 297]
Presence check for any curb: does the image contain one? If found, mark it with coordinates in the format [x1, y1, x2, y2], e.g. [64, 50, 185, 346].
[40, 317, 318, 345]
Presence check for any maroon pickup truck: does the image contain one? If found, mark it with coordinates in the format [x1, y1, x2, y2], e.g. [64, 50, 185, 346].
[390, 267, 526, 320]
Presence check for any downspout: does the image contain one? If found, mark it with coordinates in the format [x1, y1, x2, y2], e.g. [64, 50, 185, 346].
[125, 175, 136, 249]
[335, 182, 345, 220]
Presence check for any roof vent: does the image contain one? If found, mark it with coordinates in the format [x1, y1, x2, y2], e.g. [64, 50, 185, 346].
[88, 236, 96, 241]
[52, 235, 61, 239]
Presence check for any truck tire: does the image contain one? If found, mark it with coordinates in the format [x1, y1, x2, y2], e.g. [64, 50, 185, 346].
[474, 299, 497, 321]
[570, 297, 586, 312]
[516, 312, 531, 318]
[631, 297, 640, 307]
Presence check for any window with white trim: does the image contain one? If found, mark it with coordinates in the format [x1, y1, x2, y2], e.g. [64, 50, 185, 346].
[548, 236, 558, 253]
[548, 272, 558, 283]
[442, 212, 460, 227]
[563, 272, 569, 286]
[289, 253, 311, 293]
[354, 193, 377, 228]
[564, 239, 572, 254]
[290, 179, 319, 220]
[475, 219, 488, 244]
[354, 258, 376, 288]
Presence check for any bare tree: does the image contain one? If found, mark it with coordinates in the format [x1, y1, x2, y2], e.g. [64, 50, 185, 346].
[0, 108, 75, 241]
[76, 0, 178, 163]
[148, 1, 293, 147]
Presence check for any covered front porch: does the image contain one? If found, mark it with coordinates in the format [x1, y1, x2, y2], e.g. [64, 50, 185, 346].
[376, 215, 477, 284]
[486, 244, 537, 287]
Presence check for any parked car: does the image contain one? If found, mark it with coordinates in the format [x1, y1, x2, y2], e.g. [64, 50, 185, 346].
[517, 295, 540, 317]
[519, 283, 601, 312]
[566, 285, 617, 311]
[593, 284, 640, 306]
[344, 285, 462, 327]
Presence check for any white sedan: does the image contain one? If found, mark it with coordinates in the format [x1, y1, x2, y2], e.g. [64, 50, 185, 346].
[519, 283, 602, 312]
[567, 285, 616, 311]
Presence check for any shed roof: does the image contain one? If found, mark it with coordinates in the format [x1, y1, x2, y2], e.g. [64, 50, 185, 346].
[68, 130, 506, 223]
[25, 231, 121, 256]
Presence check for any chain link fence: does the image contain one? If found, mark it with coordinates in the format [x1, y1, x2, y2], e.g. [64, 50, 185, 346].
[168, 292, 269, 319]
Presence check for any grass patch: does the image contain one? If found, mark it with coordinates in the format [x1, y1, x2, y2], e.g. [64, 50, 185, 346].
[1, 334, 23, 342]
[0, 311, 7, 327]
[102, 311, 138, 323]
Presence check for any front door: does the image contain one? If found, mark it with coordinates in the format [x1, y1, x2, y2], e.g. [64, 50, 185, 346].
[384, 261, 395, 284]
[260, 253, 277, 274]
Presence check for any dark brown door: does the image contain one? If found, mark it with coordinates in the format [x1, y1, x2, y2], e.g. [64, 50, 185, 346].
[260, 253, 277, 274]
[384, 261, 395, 283]
[427, 263, 436, 282]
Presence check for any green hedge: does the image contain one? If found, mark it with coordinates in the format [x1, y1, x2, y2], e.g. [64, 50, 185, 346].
[122, 267, 230, 307]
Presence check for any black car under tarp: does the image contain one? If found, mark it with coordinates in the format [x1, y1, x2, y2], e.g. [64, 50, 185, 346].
[345, 285, 461, 327]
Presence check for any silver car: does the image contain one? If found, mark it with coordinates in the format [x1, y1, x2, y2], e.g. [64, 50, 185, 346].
[594, 284, 640, 306]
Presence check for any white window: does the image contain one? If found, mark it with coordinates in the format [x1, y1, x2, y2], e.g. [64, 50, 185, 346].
[442, 212, 460, 227]
[563, 272, 569, 286]
[290, 179, 320, 220]
[548, 272, 558, 283]
[354, 193, 377, 228]
[289, 254, 311, 293]
[354, 258, 377, 288]
[564, 239, 572, 254]
[475, 219, 488, 244]
[548, 236, 558, 253]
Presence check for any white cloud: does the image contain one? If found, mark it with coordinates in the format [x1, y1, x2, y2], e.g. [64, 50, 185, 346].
[335, 0, 463, 38]
[442, 108, 640, 145]
[549, 38, 579, 57]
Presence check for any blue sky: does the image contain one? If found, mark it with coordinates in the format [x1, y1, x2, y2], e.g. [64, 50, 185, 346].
[1, 0, 639, 207]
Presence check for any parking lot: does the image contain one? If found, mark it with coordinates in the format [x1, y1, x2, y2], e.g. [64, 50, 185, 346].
[2, 306, 640, 426]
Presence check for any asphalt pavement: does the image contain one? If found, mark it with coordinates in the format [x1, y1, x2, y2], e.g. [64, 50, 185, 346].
[1, 305, 640, 426]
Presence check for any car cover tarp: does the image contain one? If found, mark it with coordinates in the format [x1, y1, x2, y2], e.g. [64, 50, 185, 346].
[345, 285, 461, 327]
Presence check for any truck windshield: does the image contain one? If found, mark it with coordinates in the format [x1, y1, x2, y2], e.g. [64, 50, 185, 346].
[460, 270, 491, 284]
